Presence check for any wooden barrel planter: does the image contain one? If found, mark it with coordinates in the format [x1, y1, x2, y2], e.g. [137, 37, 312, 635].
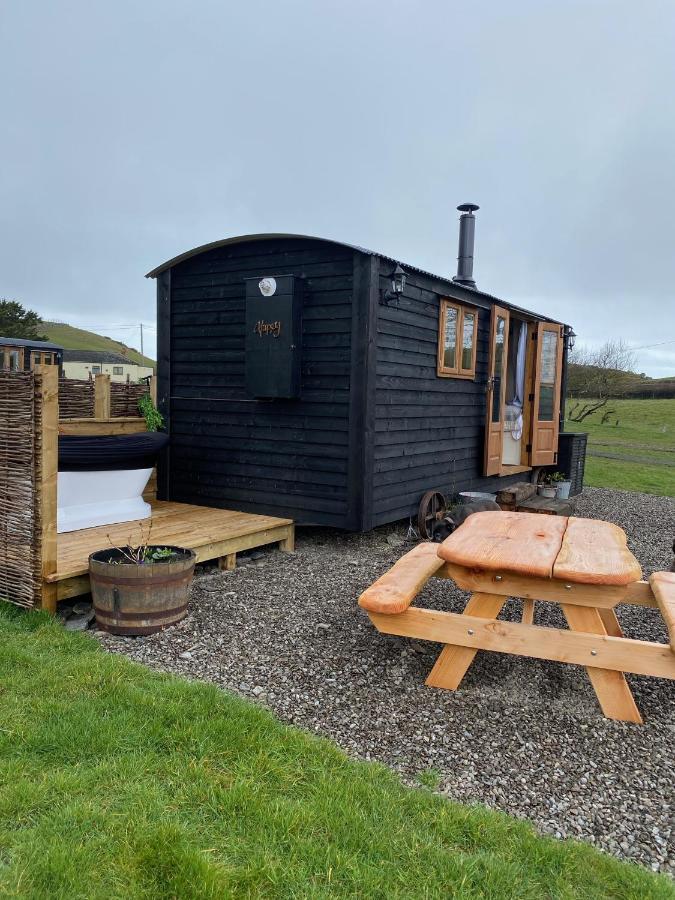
[89, 546, 196, 635]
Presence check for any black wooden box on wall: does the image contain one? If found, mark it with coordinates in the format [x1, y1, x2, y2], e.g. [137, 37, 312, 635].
[245, 275, 301, 398]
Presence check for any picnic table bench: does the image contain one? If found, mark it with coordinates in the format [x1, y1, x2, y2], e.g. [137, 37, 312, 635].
[359, 512, 675, 723]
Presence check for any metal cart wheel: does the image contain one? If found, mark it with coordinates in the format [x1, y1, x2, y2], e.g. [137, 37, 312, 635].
[417, 490, 447, 540]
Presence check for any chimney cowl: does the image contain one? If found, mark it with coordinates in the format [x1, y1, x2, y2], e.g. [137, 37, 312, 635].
[452, 202, 479, 288]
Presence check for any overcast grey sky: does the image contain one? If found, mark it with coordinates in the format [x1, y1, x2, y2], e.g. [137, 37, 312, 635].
[2, 1, 674, 374]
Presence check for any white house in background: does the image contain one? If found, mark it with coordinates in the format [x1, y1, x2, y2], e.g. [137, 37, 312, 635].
[62, 350, 154, 383]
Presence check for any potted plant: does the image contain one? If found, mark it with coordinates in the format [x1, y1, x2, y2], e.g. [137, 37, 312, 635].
[89, 525, 195, 635]
[537, 473, 558, 498]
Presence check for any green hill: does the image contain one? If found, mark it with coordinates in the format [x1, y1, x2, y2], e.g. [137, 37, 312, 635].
[42, 321, 155, 369]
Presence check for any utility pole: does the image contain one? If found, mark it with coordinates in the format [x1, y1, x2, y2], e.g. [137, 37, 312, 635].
[140, 323, 144, 361]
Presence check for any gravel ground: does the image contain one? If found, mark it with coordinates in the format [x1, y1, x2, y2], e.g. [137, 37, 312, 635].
[94, 487, 675, 875]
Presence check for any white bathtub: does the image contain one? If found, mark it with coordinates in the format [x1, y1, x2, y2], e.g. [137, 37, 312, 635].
[57, 468, 153, 533]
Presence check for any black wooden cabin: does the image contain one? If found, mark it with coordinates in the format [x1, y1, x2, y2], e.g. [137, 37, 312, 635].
[148, 211, 573, 530]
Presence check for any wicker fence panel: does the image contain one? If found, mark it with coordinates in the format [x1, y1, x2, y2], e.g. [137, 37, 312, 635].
[110, 382, 149, 417]
[58, 377, 94, 417]
[57, 378, 148, 418]
[0, 371, 42, 608]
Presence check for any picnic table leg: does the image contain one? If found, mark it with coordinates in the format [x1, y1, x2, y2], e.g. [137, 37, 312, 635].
[597, 607, 623, 638]
[426, 593, 507, 691]
[562, 604, 642, 724]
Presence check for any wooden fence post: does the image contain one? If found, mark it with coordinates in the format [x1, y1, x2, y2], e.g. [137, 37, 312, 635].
[94, 373, 111, 418]
[37, 365, 58, 613]
[149, 374, 157, 405]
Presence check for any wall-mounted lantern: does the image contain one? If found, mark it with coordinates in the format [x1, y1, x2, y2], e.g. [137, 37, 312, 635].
[564, 325, 577, 351]
[380, 264, 407, 305]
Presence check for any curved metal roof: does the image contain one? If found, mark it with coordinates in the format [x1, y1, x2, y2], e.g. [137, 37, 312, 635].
[146, 232, 384, 279]
[145, 232, 563, 324]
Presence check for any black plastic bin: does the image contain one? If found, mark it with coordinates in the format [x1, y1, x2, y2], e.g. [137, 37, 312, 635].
[557, 432, 588, 496]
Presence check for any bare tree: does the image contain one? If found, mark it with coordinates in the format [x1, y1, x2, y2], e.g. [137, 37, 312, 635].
[567, 339, 637, 422]
[591, 339, 637, 377]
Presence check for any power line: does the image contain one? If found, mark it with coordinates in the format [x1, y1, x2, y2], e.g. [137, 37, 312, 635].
[629, 339, 675, 351]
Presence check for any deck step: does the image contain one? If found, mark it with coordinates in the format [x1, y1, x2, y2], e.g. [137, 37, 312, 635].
[51, 501, 294, 601]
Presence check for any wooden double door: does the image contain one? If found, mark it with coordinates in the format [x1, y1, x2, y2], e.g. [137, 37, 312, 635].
[484, 306, 563, 476]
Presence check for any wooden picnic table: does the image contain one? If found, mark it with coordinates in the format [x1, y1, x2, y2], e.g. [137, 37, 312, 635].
[359, 512, 675, 724]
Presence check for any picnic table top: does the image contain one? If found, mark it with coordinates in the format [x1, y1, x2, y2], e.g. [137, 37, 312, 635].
[437, 512, 642, 586]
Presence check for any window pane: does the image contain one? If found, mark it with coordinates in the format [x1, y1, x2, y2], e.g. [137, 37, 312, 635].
[537, 331, 558, 421]
[443, 306, 457, 369]
[92, 365, 101, 374]
[9, 351, 19, 371]
[113, 366, 123, 375]
[491, 315, 506, 423]
[461, 312, 475, 370]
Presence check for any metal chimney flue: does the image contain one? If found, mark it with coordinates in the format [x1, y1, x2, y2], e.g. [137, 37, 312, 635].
[452, 202, 479, 288]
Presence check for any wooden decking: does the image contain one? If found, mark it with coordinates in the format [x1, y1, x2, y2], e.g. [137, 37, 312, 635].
[48, 501, 294, 602]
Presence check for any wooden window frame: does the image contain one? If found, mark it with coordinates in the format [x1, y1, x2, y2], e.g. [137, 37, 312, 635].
[3, 348, 20, 371]
[437, 299, 478, 379]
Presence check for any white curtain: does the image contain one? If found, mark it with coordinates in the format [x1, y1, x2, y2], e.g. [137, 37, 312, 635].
[510, 322, 527, 409]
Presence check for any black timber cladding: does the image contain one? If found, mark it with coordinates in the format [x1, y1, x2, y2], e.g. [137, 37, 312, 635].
[153, 233, 570, 531]
[160, 237, 359, 528]
[371, 259, 516, 526]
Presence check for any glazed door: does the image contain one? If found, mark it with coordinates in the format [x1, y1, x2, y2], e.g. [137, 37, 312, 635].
[530, 322, 564, 466]
[483, 306, 510, 476]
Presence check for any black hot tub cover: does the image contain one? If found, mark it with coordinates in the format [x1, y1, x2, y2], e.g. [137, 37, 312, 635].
[58, 432, 169, 472]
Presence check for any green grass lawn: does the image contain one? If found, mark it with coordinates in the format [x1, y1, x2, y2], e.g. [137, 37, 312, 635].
[584, 456, 674, 496]
[566, 398, 675, 497]
[0, 608, 672, 899]
[569, 398, 675, 447]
